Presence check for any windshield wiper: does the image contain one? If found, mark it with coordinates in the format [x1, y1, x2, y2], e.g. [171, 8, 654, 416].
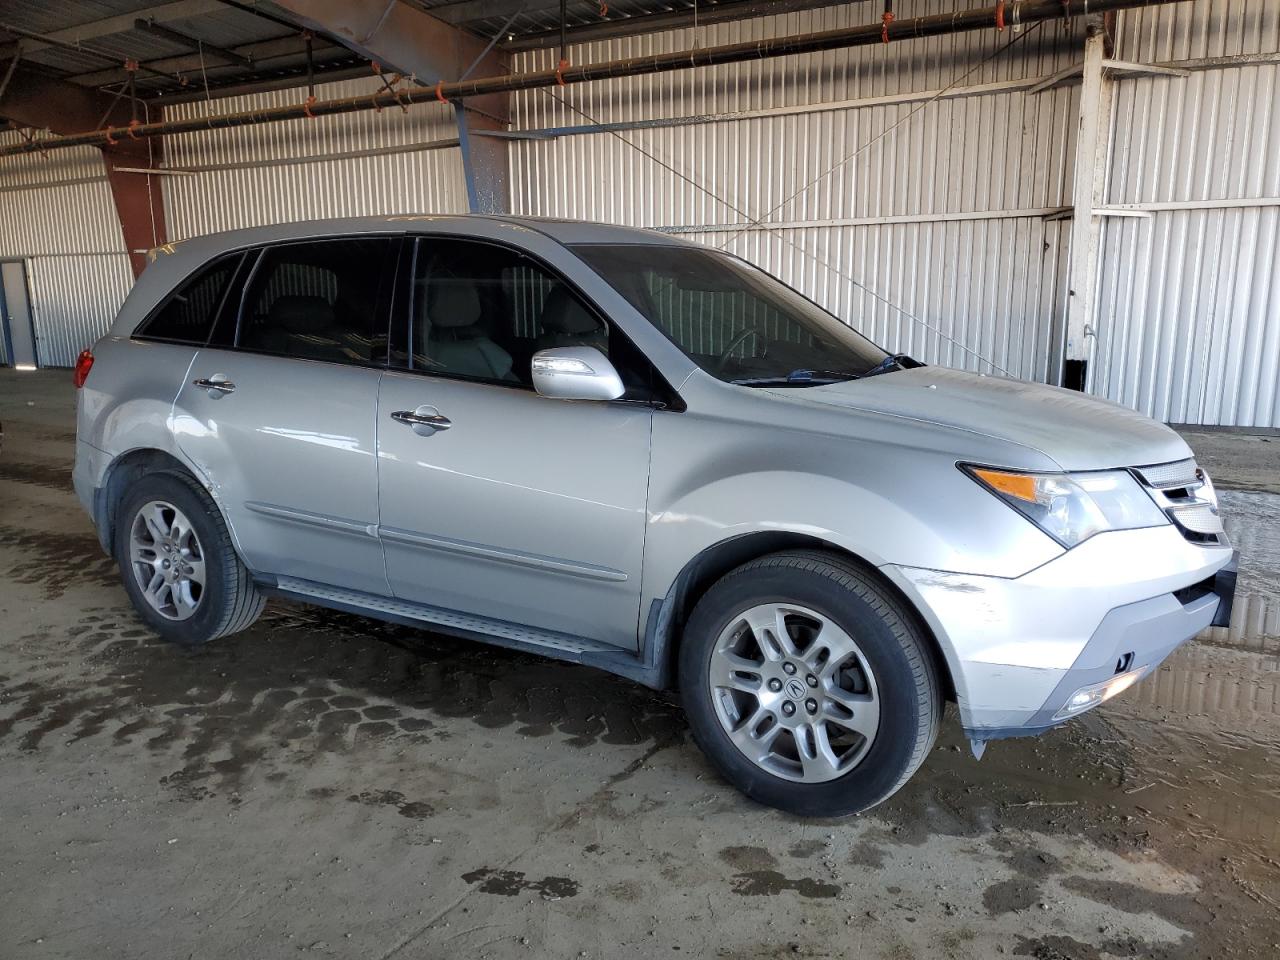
[730, 368, 864, 387]
[855, 353, 922, 379]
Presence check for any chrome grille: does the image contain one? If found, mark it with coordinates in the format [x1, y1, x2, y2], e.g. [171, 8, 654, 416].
[1134, 459, 1198, 489]
[1131, 459, 1226, 544]
[1168, 502, 1223, 536]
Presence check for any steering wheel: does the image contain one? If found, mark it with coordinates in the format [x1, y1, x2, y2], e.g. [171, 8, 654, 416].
[714, 328, 759, 374]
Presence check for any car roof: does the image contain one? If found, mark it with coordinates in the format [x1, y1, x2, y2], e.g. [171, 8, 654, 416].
[116, 215, 701, 337]
[146, 214, 695, 263]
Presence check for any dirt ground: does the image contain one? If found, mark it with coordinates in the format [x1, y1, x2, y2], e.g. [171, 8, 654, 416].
[1, 368, 1277, 960]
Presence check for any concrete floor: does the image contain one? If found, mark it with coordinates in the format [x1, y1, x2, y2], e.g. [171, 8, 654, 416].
[1, 368, 1278, 960]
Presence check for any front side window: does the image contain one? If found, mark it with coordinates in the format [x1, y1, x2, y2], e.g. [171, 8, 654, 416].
[237, 238, 393, 366]
[394, 238, 610, 385]
[573, 244, 890, 386]
[135, 253, 241, 345]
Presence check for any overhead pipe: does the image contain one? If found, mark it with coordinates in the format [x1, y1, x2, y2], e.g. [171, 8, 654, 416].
[0, 0, 1186, 159]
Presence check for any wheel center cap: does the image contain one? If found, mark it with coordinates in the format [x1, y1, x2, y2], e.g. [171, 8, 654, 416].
[784, 678, 807, 701]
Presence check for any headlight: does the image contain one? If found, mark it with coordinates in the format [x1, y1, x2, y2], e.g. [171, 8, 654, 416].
[963, 465, 1168, 548]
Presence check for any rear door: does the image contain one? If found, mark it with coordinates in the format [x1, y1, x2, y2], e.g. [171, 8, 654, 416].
[375, 235, 655, 648]
[174, 236, 398, 595]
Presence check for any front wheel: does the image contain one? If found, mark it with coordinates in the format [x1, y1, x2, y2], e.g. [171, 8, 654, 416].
[114, 472, 264, 645]
[679, 550, 941, 817]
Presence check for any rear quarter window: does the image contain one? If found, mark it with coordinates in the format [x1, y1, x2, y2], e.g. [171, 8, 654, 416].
[134, 254, 242, 345]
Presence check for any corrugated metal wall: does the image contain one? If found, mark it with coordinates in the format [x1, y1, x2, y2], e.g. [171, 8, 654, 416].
[161, 76, 470, 239]
[1092, 0, 1280, 427]
[0, 132, 134, 367]
[0, 0, 1275, 416]
[510, 1, 1087, 381]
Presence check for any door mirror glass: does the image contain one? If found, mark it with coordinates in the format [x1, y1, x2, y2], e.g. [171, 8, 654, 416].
[531, 346, 624, 401]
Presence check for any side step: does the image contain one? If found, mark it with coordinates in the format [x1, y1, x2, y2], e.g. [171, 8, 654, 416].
[268, 576, 663, 688]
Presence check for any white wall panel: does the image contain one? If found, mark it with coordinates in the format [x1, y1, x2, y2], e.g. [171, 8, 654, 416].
[0, 177, 127, 258]
[1094, 207, 1280, 427]
[1093, 0, 1280, 426]
[0, 0, 1275, 409]
[510, 1, 1085, 377]
[24, 255, 135, 367]
[162, 76, 470, 240]
[0, 131, 131, 366]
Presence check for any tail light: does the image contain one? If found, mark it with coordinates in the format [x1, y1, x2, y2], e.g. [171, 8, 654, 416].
[73, 349, 94, 388]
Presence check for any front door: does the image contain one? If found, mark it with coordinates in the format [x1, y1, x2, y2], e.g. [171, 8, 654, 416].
[173, 236, 397, 595]
[1, 261, 37, 367]
[376, 236, 653, 649]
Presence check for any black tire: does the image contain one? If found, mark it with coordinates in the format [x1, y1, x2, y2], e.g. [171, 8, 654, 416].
[114, 471, 264, 646]
[679, 550, 941, 817]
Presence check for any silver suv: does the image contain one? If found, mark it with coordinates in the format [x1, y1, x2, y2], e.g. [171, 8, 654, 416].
[73, 216, 1236, 816]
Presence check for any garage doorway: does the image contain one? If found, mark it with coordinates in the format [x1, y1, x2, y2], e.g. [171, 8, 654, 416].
[1, 260, 37, 369]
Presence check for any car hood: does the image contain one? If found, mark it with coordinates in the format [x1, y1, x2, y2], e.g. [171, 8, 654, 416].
[763, 366, 1190, 471]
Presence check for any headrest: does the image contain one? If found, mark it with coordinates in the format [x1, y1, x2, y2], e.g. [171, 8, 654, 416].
[539, 286, 599, 335]
[427, 278, 482, 328]
[269, 295, 334, 335]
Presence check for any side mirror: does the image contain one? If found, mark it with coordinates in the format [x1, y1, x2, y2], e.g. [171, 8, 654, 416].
[531, 346, 624, 402]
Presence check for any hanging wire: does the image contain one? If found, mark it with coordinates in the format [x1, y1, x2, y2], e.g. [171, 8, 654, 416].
[715, 20, 1045, 253]
[535, 20, 1048, 377]
[460, 4, 526, 82]
[541, 86, 1011, 375]
[198, 40, 213, 116]
[94, 80, 132, 130]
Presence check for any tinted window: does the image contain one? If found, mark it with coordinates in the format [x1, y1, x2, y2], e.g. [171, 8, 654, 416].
[136, 254, 240, 344]
[574, 244, 888, 386]
[237, 239, 393, 365]
[394, 238, 609, 385]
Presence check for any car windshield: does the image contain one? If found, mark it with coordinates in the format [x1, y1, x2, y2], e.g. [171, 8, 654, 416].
[573, 243, 890, 386]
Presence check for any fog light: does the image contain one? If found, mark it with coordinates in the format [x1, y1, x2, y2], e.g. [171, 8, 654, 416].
[1053, 667, 1146, 720]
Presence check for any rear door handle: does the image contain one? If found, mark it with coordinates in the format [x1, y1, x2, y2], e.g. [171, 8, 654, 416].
[391, 410, 451, 431]
[193, 377, 236, 395]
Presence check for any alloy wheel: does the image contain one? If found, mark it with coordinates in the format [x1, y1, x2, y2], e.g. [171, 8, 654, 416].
[128, 499, 206, 621]
[708, 602, 880, 783]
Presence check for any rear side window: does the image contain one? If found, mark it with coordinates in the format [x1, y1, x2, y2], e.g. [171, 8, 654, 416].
[237, 238, 394, 366]
[135, 254, 241, 344]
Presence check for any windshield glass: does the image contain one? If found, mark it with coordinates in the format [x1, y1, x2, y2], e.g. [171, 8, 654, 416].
[573, 243, 888, 386]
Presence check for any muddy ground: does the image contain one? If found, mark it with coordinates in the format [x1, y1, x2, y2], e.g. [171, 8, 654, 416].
[1, 369, 1277, 960]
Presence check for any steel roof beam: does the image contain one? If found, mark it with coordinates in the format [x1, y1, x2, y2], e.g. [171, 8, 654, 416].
[68, 35, 348, 88]
[264, 1, 509, 108]
[265, 0, 512, 212]
[0, 0, 1191, 159]
[0, 64, 165, 277]
[133, 19, 254, 68]
[503, 0, 863, 51]
[0, 0, 224, 58]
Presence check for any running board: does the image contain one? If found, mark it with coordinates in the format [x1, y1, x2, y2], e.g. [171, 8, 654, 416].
[267, 576, 663, 687]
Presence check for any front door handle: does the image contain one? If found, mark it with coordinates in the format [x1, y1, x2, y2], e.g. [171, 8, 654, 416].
[193, 377, 236, 395]
[391, 410, 452, 431]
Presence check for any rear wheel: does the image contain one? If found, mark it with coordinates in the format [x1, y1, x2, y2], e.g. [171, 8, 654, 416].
[115, 472, 264, 645]
[679, 550, 941, 816]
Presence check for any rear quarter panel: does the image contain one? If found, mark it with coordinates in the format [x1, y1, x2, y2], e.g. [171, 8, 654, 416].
[78, 337, 198, 458]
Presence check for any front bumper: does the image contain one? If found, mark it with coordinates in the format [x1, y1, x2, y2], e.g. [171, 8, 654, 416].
[881, 525, 1236, 740]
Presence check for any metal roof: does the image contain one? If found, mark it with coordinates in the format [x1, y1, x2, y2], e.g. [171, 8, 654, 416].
[0, 1, 364, 100]
[0, 0, 834, 106]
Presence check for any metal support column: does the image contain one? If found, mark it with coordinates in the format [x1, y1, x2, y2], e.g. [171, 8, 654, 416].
[1063, 23, 1114, 390]
[455, 103, 510, 214]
